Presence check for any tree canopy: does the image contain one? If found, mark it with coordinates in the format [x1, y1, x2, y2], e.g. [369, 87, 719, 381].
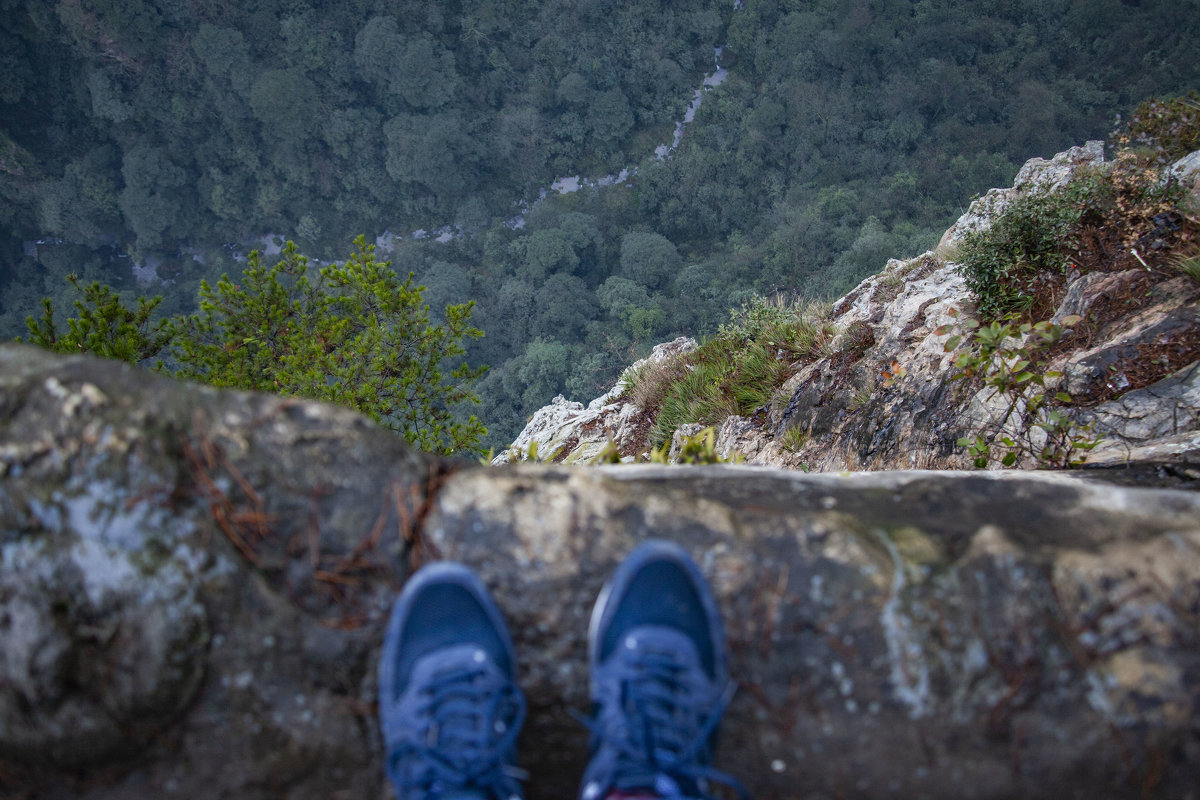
[28, 239, 488, 456]
[3, 0, 1198, 451]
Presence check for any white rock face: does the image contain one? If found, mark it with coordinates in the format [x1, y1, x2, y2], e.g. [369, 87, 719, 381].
[493, 336, 696, 464]
[938, 140, 1106, 250]
[1171, 148, 1200, 200]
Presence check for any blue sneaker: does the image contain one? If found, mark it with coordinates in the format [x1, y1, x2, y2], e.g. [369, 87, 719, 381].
[379, 563, 526, 800]
[579, 541, 746, 800]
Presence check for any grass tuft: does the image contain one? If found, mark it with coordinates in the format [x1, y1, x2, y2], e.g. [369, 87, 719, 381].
[643, 296, 836, 447]
[1169, 248, 1200, 283]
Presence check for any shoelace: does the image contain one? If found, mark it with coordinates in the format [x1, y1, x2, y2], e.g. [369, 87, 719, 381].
[584, 648, 749, 800]
[389, 662, 527, 800]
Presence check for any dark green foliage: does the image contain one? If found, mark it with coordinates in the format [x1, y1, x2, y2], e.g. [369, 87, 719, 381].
[25, 239, 488, 457]
[954, 180, 1099, 319]
[118, 144, 187, 251]
[618, 232, 681, 291]
[0, 0, 725, 252]
[249, 70, 319, 140]
[24, 275, 170, 364]
[500, 337, 571, 411]
[173, 238, 486, 455]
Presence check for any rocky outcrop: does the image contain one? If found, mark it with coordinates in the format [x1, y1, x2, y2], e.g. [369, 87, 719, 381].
[492, 336, 697, 464]
[936, 140, 1107, 249]
[4, 344, 1200, 799]
[748, 145, 1200, 481]
[505, 143, 1200, 485]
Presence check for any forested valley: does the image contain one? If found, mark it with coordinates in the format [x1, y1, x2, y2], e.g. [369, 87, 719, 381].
[3, 0, 1198, 450]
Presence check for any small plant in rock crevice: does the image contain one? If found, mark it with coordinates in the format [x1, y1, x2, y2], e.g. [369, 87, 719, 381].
[503, 439, 556, 463]
[779, 424, 808, 452]
[657, 426, 742, 465]
[1169, 247, 1200, 283]
[848, 377, 876, 411]
[590, 427, 741, 466]
[939, 308, 1103, 469]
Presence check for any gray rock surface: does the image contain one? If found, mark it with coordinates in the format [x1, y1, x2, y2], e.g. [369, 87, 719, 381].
[1171, 149, 1200, 197]
[744, 248, 1199, 479]
[428, 464, 1200, 800]
[4, 344, 1200, 799]
[1, 344, 427, 799]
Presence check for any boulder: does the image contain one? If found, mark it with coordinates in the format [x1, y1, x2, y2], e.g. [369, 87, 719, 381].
[1, 344, 426, 799]
[4, 344, 1200, 800]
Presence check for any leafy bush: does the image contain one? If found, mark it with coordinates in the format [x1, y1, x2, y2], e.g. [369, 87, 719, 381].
[954, 174, 1106, 319]
[956, 127, 1194, 322]
[26, 238, 489, 456]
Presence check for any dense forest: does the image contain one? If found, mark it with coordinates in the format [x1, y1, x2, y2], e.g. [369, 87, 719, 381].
[3, 0, 1199, 449]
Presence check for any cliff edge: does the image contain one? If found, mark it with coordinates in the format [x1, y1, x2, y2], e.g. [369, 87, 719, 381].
[3, 343, 1200, 799]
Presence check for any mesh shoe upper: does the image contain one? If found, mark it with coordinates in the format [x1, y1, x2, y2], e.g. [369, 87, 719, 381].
[379, 563, 526, 800]
[580, 541, 746, 800]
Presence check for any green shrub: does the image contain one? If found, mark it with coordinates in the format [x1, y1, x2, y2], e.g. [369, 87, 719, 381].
[649, 342, 747, 447]
[25, 238, 489, 456]
[957, 130, 1193, 321]
[954, 174, 1107, 319]
[24, 275, 171, 364]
